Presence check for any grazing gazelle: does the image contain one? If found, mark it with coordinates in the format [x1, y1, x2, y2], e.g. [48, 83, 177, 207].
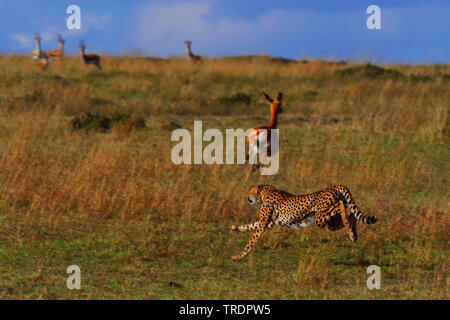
[31, 34, 51, 70]
[246, 92, 283, 178]
[184, 40, 201, 62]
[47, 34, 65, 60]
[79, 42, 101, 69]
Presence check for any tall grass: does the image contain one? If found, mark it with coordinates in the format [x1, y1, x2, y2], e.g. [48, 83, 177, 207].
[0, 56, 448, 299]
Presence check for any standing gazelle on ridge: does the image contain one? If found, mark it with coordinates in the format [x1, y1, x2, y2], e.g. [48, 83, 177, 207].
[79, 41, 101, 69]
[31, 34, 42, 60]
[184, 40, 202, 62]
[31, 34, 51, 71]
[47, 34, 65, 60]
[246, 92, 283, 178]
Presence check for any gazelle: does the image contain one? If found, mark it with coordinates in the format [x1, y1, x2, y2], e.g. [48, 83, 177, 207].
[47, 34, 65, 60]
[36, 56, 51, 71]
[31, 34, 43, 59]
[79, 42, 101, 69]
[31, 34, 51, 70]
[246, 92, 283, 178]
[184, 40, 201, 62]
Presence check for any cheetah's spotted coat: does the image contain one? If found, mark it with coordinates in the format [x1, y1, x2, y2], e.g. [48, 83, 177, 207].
[231, 185, 377, 261]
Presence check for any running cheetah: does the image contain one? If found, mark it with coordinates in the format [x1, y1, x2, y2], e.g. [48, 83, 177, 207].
[231, 185, 377, 261]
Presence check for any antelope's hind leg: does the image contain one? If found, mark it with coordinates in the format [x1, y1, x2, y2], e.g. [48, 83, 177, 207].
[246, 150, 260, 180]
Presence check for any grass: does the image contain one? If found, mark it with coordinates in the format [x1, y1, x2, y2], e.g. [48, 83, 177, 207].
[0, 55, 448, 299]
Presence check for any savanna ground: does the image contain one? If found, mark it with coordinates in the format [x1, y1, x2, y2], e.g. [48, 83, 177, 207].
[0, 55, 448, 299]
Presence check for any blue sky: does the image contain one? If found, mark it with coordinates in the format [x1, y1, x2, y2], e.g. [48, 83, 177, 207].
[1, 0, 449, 63]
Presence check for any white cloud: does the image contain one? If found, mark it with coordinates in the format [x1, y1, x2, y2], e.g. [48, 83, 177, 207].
[83, 12, 113, 31]
[133, 1, 450, 62]
[133, 1, 285, 56]
[10, 34, 33, 48]
[132, 1, 361, 58]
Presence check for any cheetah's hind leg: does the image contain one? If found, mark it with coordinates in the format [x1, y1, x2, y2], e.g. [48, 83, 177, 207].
[326, 202, 345, 231]
[334, 200, 357, 242]
[344, 202, 358, 242]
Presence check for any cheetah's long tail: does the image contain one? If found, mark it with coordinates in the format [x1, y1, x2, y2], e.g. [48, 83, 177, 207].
[336, 185, 377, 224]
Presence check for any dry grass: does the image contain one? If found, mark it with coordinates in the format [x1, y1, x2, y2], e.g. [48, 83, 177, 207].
[0, 55, 448, 299]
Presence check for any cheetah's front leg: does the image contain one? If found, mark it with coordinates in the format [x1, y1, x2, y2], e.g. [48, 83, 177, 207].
[231, 221, 274, 233]
[232, 220, 271, 261]
[231, 221, 258, 233]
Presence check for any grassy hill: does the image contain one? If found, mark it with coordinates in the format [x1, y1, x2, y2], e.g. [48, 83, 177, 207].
[0, 55, 448, 299]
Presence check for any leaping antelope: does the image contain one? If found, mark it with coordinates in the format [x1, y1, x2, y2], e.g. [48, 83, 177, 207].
[31, 34, 51, 71]
[184, 40, 201, 62]
[246, 92, 283, 178]
[47, 34, 65, 60]
[79, 42, 101, 69]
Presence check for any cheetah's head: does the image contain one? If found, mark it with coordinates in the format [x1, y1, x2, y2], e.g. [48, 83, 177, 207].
[247, 186, 262, 205]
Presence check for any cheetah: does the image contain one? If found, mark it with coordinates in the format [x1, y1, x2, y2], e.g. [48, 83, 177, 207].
[231, 185, 377, 261]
